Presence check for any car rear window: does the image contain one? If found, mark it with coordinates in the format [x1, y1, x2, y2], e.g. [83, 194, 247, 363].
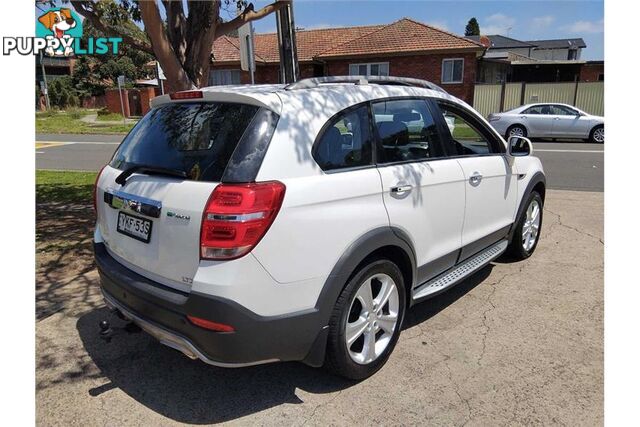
[110, 102, 259, 182]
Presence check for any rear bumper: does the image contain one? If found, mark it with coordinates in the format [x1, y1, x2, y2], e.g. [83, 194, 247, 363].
[94, 242, 328, 367]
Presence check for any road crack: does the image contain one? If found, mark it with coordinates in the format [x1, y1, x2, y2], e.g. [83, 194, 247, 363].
[545, 208, 603, 245]
[301, 390, 343, 426]
[477, 264, 527, 369]
[442, 356, 473, 425]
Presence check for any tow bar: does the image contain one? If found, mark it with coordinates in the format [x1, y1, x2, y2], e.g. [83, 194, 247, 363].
[98, 308, 141, 343]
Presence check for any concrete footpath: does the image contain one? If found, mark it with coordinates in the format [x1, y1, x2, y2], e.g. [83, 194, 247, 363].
[36, 190, 603, 426]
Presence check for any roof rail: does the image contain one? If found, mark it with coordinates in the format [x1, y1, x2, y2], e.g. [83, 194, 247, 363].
[284, 75, 446, 93]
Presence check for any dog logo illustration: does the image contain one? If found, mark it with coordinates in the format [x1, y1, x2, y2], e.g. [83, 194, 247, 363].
[36, 8, 82, 57]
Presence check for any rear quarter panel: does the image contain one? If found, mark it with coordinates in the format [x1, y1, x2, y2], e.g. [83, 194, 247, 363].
[253, 88, 390, 284]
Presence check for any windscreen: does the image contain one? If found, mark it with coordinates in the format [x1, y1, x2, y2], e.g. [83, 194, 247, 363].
[110, 102, 259, 182]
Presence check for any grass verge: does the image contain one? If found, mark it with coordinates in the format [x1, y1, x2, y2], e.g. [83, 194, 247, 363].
[36, 110, 135, 134]
[96, 112, 126, 122]
[36, 170, 98, 317]
[36, 170, 97, 205]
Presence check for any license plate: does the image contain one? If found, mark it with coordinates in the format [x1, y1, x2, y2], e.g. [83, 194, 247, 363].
[117, 211, 152, 243]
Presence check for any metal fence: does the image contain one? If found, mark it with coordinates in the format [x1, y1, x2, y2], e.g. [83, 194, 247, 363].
[473, 81, 604, 117]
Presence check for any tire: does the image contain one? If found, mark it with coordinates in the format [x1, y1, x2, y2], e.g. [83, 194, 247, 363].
[506, 124, 527, 139]
[506, 191, 543, 260]
[589, 125, 604, 143]
[324, 259, 406, 380]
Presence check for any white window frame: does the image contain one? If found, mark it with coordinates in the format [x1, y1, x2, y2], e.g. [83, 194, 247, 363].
[209, 69, 241, 86]
[349, 62, 390, 77]
[441, 58, 464, 84]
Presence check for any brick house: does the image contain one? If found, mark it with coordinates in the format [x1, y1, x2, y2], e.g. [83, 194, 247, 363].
[210, 18, 485, 103]
[579, 60, 604, 82]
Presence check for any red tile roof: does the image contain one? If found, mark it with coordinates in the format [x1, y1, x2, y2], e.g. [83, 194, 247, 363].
[212, 18, 483, 64]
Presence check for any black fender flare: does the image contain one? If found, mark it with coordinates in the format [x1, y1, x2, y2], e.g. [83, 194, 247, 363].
[508, 171, 546, 241]
[302, 226, 416, 366]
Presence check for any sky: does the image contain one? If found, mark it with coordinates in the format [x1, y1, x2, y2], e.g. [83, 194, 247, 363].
[240, 0, 604, 60]
[36, 0, 604, 60]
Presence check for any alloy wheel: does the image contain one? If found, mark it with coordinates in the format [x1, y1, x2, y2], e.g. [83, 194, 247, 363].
[509, 127, 525, 137]
[593, 127, 604, 143]
[522, 199, 541, 252]
[345, 273, 400, 365]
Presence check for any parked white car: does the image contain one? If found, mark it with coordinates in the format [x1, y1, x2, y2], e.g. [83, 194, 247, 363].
[93, 76, 546, 379]
[488, 103, 604, 143]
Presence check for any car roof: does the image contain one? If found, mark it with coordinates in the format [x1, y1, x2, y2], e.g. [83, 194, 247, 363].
[519, 102, 579, 109]
[150, 80, 464, 117]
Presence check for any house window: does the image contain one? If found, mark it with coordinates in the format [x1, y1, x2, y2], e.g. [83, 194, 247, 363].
[568, 49, 578, 60]
[598, 73, 604, 81]
[349, 62, 389, 77]
[209, 69, 241, 86]
[441, 58, 464, 84]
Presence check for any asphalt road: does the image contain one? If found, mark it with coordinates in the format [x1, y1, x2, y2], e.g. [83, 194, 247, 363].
[36, 190, 603, 425]
[36, 133, 604, 191]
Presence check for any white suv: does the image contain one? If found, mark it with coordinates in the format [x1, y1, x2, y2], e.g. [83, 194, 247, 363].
[94, 76, 546, 380]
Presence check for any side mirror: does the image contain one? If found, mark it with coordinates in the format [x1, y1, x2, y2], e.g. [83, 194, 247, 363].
[508, 135, 532, 157]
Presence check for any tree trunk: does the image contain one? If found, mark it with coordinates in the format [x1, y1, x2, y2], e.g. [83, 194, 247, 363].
[75, 0, 292, 92]
[182, 1, 220, 88]
[139, 1, 195, 91]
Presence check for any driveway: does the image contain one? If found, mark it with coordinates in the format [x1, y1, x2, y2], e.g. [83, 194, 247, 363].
[36, 189, 603, 425]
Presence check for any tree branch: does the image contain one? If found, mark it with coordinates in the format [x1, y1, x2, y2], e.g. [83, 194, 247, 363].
[214, 0, 291, 39]
[182, 1, 220, 87]
[161, 0, 187, 63]
[139, 0, 195, 90]
[70, 0, 154, 55]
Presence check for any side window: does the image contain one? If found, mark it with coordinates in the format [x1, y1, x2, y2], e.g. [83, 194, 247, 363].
[550, 105, 578, 116]
[523, 106, 544, 115]
[372, 99, 443, 164]
[523, 105, 555, 115]
[313, 105, 373, 171]
[437, 102, 501, 156]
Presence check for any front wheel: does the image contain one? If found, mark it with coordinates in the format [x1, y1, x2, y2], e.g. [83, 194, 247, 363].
[324, 259, 406, 380]
[590, 125, 604, 143]
[506, 191, 543, 260]
[506, 124, 527, 139]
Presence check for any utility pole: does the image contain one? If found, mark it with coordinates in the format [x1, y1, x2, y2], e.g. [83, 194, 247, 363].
[39, 52, 50, 110]
[276, 1, 299, 83]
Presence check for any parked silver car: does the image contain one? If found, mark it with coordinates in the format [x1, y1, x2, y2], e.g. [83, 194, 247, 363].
[488, 103, 604, 143]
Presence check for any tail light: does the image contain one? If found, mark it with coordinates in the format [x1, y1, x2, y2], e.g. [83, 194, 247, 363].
[200, 181, 286, 260]
[93, 165, 107, 214]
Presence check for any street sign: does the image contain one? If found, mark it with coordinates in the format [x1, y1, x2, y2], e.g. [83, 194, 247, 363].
[156, 62, 166, 80]
[238, 22, 256, 79]
[117, 75, 125, 86]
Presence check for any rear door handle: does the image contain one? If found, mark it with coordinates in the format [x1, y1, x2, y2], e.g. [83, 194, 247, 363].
[469, 172, 483, 186]
[390, 185, 413, 194]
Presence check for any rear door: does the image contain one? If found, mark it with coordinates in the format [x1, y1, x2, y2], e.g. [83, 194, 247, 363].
[96, 101, 273, 290]
[433, 100, 518, 260]
[549, 105, 592, 138]
[521, 105, 554, 137]
[373, 98, 466, 283]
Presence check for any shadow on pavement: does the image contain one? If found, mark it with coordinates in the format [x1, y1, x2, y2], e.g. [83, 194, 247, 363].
[76, 308, 352, 424]
[403, 264, 492, 329]
[75, 264, 494, 424]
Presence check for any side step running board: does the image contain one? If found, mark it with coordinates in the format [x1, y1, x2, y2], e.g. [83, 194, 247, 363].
[412, 240, 508, 302]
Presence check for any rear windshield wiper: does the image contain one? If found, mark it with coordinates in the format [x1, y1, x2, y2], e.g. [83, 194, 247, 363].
[115, 165, 188, 186]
